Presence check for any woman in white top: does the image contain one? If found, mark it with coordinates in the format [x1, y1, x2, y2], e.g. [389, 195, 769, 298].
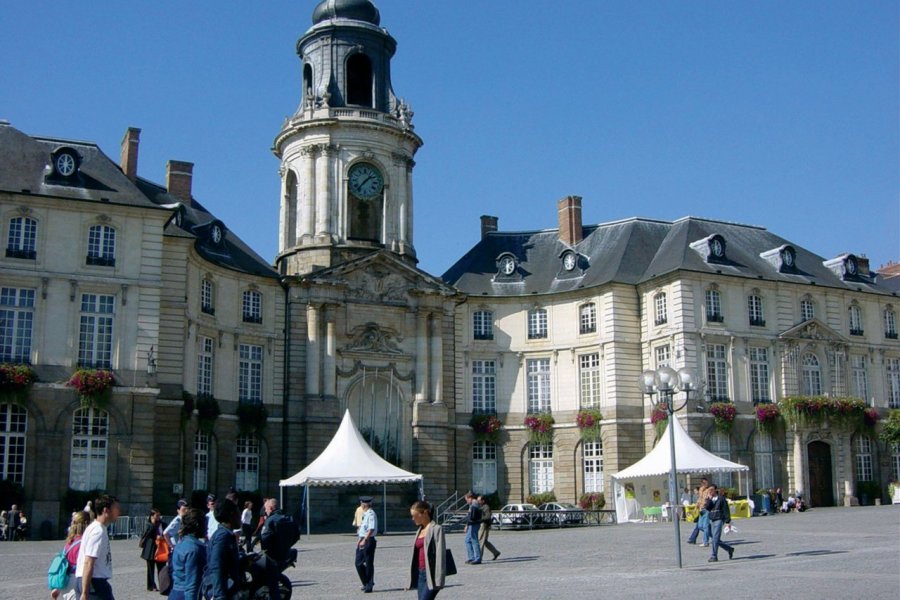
[240, 501, 254, 553]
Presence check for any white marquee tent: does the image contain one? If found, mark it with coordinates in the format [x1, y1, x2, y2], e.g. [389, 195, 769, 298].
[611, 416, 750, 523]
[279, 409, 424, 534]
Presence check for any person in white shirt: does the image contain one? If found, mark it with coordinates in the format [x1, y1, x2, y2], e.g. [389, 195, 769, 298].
[205, 494, 219, 540]
[240, 501, 254, 553]
[164, 499, 190, 548]
[75, 494, 121, 600]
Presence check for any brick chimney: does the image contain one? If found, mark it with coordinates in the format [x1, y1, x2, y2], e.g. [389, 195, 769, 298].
[558, 195, 583, 246]
[166, 160, 194, 202]
[857, 255, 870, 277]
[120, 127, 141, 181]
[481, 215, 498, 239]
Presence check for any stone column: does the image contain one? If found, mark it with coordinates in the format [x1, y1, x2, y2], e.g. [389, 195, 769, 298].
[300, 146, 317, 240]
[315, 145, 335, 238]
[415, 310, 429, 402]
[430, 312, 443, 404]
[791, 430, 805, 497]
[324, 307, 336, 399]
[405, 158, 415, 249]
[306, 304, 320, 397]
[392, 153, 408, 247]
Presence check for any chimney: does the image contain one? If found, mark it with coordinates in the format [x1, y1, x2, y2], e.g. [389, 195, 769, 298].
[166, 160, 194, 203]
[558, 195, 583, 246]
[120, 127, 141, 181]
[857, 255, 870, 277]
[481, 215, 498, 239]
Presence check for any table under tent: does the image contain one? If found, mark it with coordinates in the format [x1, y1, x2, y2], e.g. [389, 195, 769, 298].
[611, 416, 750, 523]
[279, 409, 424, 535]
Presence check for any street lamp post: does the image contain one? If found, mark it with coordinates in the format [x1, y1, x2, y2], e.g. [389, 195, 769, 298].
[638, 366, 704, 569]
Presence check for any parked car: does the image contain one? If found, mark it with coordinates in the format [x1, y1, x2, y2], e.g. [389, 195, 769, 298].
[538, 502, 585, 525]
[494, 503, 542, 528]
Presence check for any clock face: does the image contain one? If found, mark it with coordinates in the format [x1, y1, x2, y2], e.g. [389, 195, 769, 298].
[563, 252, 577, 271]
[56, 152, 76, 177]
[710, 238, 724, 258]
[211, 225, 223, 244]
[500, 256, 516, 275]
[348, 163, 384, 200]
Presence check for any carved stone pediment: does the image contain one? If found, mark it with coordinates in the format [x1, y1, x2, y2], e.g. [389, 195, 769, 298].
[341, 322, 406, 356]
[779, 318, 847, 344]
[344, 268, 411, 303]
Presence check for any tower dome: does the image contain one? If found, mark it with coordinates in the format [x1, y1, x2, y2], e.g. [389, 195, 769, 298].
[312, 0, 380, 25]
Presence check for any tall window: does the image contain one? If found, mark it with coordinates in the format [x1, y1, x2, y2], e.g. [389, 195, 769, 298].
[583, 440, 603, 494]
[579, 353, 601, 408]
[527, 308, 548, 340]
[78, 293, 114, 368]
[346, 53, 373, 107]
[6, 217, 37, 259]
[706, 289, 723, 322]
[197, 336, 214, 397]
[526, 358, 551, 413]
[193, 432, 209, 491]
[885, 308, 897, 339]
[472, 441, 497, 495]
[850, 355, 868, 404]
[749, 347, 770, 403]
[800, 297, 815, 321]
[654, 293, 667, 326]
[855, 436, 873, 481]
[706, 343, 729, 402]
[893, 443, 900, 483]
[529, 443, 554, 494]
[201, 279, 215, 315]
[0, 404, 27, 484]
[473, 310, 493, 340]
[69, 408, 108, 491]
[86, 225, 116, 266]
[887, 358, 900, 409]
[748, 294, 765, 327]
[238, 344, 263, 404]
[472, 360, 496, 413]
[708, 432, 732, 487]
[655, 345, 670, 369]
[801, 353, 822, 396]
[235, 434, 259, 491]
[753, 432, 774, 491]
[242, 290, 262, 324]
[0, 287, 34, 363]
[848, 304, 863, 336]
[579, 303, 596, 334]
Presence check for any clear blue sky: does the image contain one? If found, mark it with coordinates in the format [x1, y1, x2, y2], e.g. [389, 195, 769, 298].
[3, 1, 897, 276]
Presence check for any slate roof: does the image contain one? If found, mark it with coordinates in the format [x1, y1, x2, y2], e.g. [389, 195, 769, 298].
[442, 216, 896, 298]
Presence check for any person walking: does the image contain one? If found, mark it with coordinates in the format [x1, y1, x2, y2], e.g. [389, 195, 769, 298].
[687, 478, 712, 546]
[240, 501, 254, 554]
[477, 495, 500, 561]
[406, 501, 446, 600]
[75, 494, 121, 600]
[705, 484, 735, 562]
[50, 510, 90, 600]
[7, 505, 20, 541]
[201, 500, 242, 600]
[170, 510, 207, 600]
[355, 496, 377, 594]
[462, 492, 482, 565]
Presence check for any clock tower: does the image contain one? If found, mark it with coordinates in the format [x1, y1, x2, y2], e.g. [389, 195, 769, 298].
[274, 0, 423, 275]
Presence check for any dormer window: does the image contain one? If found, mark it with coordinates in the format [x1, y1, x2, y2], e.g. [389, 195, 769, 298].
[690, 234, 727, 263]
[761, 244, 797, 273]
[52, 147, 80, 178]
[824, 253, 861, 280]
[495, 254, 518, 279]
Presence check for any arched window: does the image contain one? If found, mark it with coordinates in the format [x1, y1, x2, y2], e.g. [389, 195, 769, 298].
[242, 290, 262, 324]
[801, 353, 822, 396]
[70, 408, 108, 491]
[855, 436, 873, 481]
[708, 432, 732, 488]
[6, 216, 37, 259]
[884, 307, 897, 339]
[86, 224, 116, 266]
[583, 440, 603, 494]
[848, 304, 864, 336]
[302, 63, 314, 101]
[527, 308, 548, 339]
[472, 441, 497, 495]
[193, 432, 210, 491]
[579, 303, 597, 334]
[753, 432, 774, 490]
[706, 288, 723, 322]
[800, 296, 815, 321]
[284, 170, 298, 247]
[0, 404, 27, 484]
[235, 434, 259, 491]
[529, 443, 553, 494]
[201, 278, 215, 315]
[748, 292, 765, 327]
[654, 293, 667, 326]
[346, 53, 373, 107]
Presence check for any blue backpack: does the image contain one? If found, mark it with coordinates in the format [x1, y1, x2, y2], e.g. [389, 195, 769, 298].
[48, 539, 79, 590]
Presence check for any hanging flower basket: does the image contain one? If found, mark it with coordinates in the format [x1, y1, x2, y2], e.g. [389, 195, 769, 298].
[578, 492, 606, 510]
[709, 402, 737, 433]
[755, 403, 781, 433]
[469, 413, 502, 443]
[575, 408, 603, 441]
[196, 395, 221, 434]
[650, 407, 668, 439]
[0, 364, 37, 407]
[66, 369, 114, 409]
[236, 402, 268, 434]
[862, 407, 880, 430]
[524, 413, 555, 444]
[780, 396, 866, 430]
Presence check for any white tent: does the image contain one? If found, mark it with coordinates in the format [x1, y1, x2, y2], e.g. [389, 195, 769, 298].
[279, 409, 423, 534]
[611, 416, 749, 523]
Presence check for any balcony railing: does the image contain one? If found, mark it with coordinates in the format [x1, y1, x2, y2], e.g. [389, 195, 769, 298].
[707, 314, 724, 323]
[86, 254, 115, 267]
[201, 305, 216, 316]
[242, 314, 263, 324]
[5, 247, 36, 259]
[886, 332, 898, 340]
[749, 318, 766, 327]
[849, 328, 864, 337]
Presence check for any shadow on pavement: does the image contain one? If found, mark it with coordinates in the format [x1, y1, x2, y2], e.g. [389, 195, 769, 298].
[785, 549, 848, 557]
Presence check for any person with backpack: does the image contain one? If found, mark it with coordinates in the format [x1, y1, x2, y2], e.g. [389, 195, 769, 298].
[49, 511, 90, 599]
[259, 498, 299, 600]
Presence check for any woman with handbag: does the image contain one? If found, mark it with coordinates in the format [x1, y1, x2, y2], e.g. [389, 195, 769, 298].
[406, 501, 447, 600]
[138, 509, 165, 592]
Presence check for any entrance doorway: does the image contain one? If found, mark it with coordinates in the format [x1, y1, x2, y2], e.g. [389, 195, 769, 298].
[807, 441, 834, 507]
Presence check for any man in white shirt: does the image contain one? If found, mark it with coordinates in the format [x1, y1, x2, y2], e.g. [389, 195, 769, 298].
[76, 494, 121, 600]
[163, 499, 189, 548]
[206, 494, 219, 540]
